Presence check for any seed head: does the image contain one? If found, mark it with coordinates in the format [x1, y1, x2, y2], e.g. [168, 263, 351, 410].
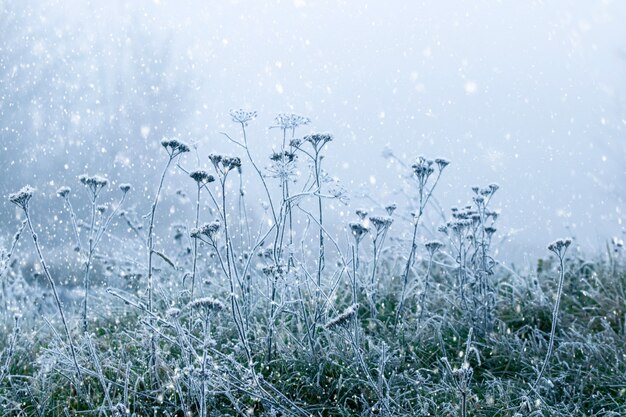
[369, 216, 393, 233]
[547, 238, 572, 257]
[273, 113, 310, 130]
[303, 133, 333, 149]
[189, 170, 214, 184]
[326, 304, 358, 330]
[119, 183, 132, 193]
[189, 296, 225, 313]
[191, 220, 221, 241]
[355, 209, 368, 220]
[435, 158, 450, 170]
[385, 203, 397, 216]
[349, 222, 369, 244]
[56, 186, 71, 198]
[270, 151, 296, 163]
[229, 109, 257, 125]
[161, 138, 190, 156]
[484, 226, 497, 238]
[9, 186, 35, 211]
[412, 157, 435, 182]
[79, 174, 108, 197]
[425, 240, 444, 255]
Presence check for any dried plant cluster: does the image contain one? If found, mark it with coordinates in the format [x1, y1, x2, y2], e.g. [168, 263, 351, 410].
[0, 111, 624, 417]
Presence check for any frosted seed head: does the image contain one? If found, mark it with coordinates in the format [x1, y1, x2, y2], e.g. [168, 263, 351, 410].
[303, 133, 333, 148]
[56, 186, 71, 198]
[229, 109, 258, 125]
[9, 186, 35, 210]
[189, 170, 214, 184]
[425, 240, 444, 255]
[435, 158, 450, 170]
[369, 216, 393, 233]
[161, 138, 190, 155]
[349, 222, 369, 243]
[273, 113, 310, 130]
[189, 296, 225, 313]
[385, 203, 397, 215]
[325, 304, 358, 330]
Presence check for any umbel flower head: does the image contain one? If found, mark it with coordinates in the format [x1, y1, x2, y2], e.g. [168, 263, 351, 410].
[119, 183, 132, 193]
[189, 296, 225, 313]
[229, 109, 257, 126]
[349, 222, 369, 244]
[209, 154, 241, 176]
[79, 174, 108, 198]
[425, 240, 444, 256]
[9, 185, 35, 211]
[548, 238, 572, 258]
[303, 133, 333, 149]
[161, 138, 190, 156]
[189, 170, 215, 185]
[56, 186, 71, 198]
[272, 113, 311, 131]
[369, 216, 393, 234]
[412, 157, 435, 183]
[190, 220, 221, 241]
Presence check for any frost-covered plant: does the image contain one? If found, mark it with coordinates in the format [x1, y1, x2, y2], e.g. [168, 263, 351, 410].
[439, 183, 500, 332]
[395, 156, 448, 327]
[59, 174, 130, 331]
[531, 238, 572, 390]
[8, 186, 81, 378]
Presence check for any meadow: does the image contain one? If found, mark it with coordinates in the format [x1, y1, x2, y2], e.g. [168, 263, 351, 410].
[0, 111, 624, 417]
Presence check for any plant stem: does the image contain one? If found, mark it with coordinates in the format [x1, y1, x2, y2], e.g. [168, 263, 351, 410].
[24, 211, 81, 378]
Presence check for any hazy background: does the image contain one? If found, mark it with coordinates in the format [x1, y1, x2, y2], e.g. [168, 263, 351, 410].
[1, 0, 625, 265]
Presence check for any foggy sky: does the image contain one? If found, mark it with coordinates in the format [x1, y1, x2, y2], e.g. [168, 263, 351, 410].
[1, 0, 625, 265]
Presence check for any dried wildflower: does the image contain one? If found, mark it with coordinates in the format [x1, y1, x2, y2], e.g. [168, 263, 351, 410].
[349, 222, 369, 244]
[189, 170, 214, 184]
[191, 220, 221, 241]
[355, 209, 368, 220]
[9, 186, 35, 211]
[435, 158, 450, 170]
[79, 174, 108, 199]
[484, 226, 497, 238]
[119, 183, 131, 193]
[272, 113, 310, 130]
[269, 151, 296, 163]
[303, 133, 333, 149]
[425, 240, 444, 255]
[189, 296, 225, 313]
[56, 186, 71, 198]
[96, 205, 107, 214]
[267, 151, 298, 182]
[262, 264, 286, 277]
[547, 238, 572, 257]
[289, 138, 302, 148]
[385, 203, 397, 216]
[161, 138, 190, 156]
[412, 157, 435, 182]
[209, 154, 241, 176]
[223, 156, 241, 171]
[229, 109, 257, 125]
[369, 216, 393, 233]
[325, 304, 358, 330]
